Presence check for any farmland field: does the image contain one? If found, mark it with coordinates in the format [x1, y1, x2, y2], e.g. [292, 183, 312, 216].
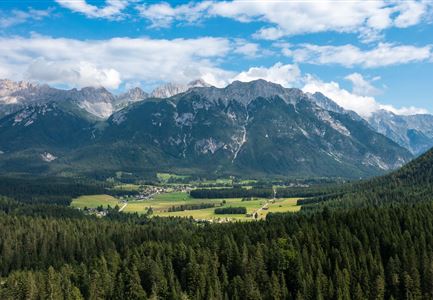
[71, 191, 301, 221]
[157, 173, 190, 182]
[71, 194, 120, 209]
[113, 183, 141, 191]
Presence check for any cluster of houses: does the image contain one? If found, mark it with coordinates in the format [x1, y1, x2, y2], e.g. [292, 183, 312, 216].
[118, 184, 192, 201]
[81, 206, 110, 217]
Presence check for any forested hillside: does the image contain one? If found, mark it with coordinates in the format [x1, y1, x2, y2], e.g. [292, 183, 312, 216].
[0, 199, 433, 299]
[307, 148, 433, 210]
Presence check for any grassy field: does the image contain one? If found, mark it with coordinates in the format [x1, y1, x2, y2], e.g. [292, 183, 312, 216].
[192, 178, 233, 186]
[267, 198, 301, 213]
[71, 192, 301, 221]
[157, 173, 190, 182]
[153, 191, 192, 201]
[71, 194, 120, 209]
[125, 192, 301, 221]
[113, 184, 141, 191]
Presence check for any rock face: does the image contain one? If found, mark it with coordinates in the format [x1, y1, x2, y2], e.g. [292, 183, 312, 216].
[114, 87, 149, 110]
[0, 80, 413, 178]
[308, 91, 433, 156]
[0, 79, 117, 119]
[151, 79, 210, 98]
[0, 79, 213, 119]
[368, 110, 433, 156]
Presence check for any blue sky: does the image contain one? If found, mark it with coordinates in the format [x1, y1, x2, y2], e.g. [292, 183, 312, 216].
[0, 0, 433, 117]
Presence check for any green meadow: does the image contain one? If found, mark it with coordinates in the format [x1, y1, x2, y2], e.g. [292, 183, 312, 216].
[72, 191, 301, 221]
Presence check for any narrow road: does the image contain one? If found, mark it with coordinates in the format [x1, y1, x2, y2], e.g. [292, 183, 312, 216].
[252, 202, 269, 219]
[119, 202, 128, 212]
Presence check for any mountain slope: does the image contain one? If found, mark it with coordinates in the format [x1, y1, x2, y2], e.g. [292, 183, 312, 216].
[0, 102, 97, 173]
[0, 102, 96, 150]
[82, 80, 411, 178]
[311, 145, 433, 210]
[0, 79, 120, 119]
[309, 92, 433, 156]
[0, 80, 413, 178]
[368, 110, 433, 155]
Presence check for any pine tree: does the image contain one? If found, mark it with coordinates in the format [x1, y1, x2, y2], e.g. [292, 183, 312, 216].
[46, 267, 63, 300]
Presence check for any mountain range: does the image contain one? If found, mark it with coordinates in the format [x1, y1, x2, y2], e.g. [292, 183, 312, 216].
[2, 78, 431, 157]
[367, 110, 433, 155]
[0, 79, 211, 119]
[309, 91, 433, 156]
[0, 79, 418, 179]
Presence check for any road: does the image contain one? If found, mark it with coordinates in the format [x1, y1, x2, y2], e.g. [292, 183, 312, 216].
[252, 189, 276, 219]
[119, 203, 128, 212]
[252, 202, 269, 219]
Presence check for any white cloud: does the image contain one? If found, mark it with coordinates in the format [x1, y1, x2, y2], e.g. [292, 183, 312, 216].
[26, 59, 121, 89]
[233, 40, 260, 57]
[303, 76, 380, 117]
[137, 1, 213, 27]
[345, 73, 381, 96]
[252, 27, 285, 40]
[303, 75, 428, 118]
[55, 0, 128, 19]
[137, 1, 433, 41]
[380, 104, 429, 116]
[209, 1, 394, 38]
[284, 43, 432, 68]
[0, 35, 233, 89]
[0, 8, 53, 28]
[394, 1, 427, 27]
[232, 63, 301, 88]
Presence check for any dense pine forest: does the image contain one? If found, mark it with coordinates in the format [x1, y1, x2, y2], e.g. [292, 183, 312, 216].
[1, 149, 433, 299]
[1, 199, 433, 299]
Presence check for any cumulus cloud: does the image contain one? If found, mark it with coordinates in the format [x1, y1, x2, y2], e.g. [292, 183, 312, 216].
[393, 1, 428, 27]
[252, 27, 286, 41]
[284, 43, 432, 68]
[26, 59, 121, 89]
[0, 35, 233, 89]
[232, 63, 301, 87]
[55, 0, 128, 19]
[303, 76, 380, 117]
[345, 73, 381, 96]
[233, 40, 260, 57]
[303, 75, 428, 118]
[137, 1, 433, 41]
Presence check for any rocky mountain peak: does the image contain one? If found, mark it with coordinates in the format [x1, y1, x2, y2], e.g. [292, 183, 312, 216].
[308, 92, 347, 115]
[185, 79, 302, 107]
[151, 79, 212, 98]
[116, 87, 148, 102]
[114, 87, 149, 110]
[187, 79, 211, 88]
[0, 79, 37, 93]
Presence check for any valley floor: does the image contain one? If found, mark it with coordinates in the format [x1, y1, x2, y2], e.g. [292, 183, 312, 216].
[71, 191, 301, 222]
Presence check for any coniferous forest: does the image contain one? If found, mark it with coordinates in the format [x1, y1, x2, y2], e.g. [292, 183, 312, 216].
[1, 198, 433, 299]
[0, 149, 433, 299]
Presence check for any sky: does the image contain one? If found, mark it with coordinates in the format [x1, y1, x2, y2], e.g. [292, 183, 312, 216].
[0, 0, 433, 118]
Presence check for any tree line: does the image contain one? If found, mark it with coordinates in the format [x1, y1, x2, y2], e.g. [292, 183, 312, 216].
[214, 206, 247, 214]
